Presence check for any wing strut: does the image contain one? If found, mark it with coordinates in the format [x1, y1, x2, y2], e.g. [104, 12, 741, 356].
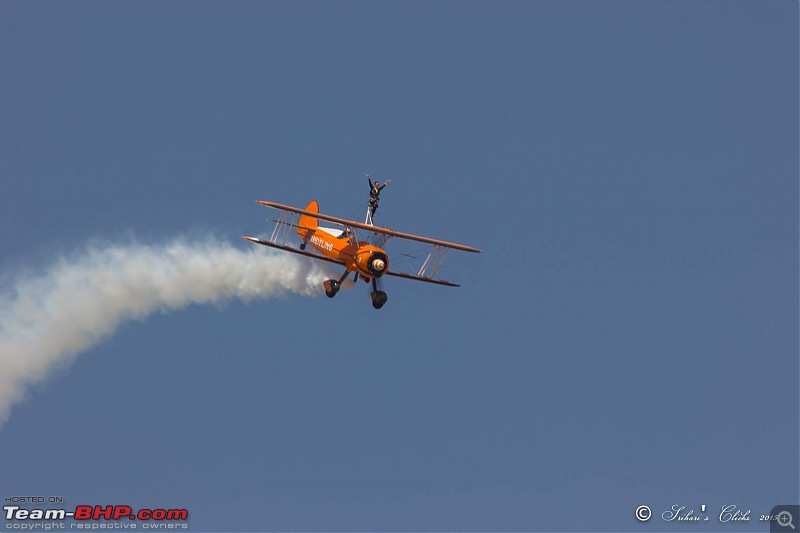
[418, 245, 451, 279]
[269, 209, 294, 245]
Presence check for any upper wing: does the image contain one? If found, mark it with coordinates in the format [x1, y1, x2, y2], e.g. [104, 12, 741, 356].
[257, 200, 481, 254]
[240, 236, 346, 266]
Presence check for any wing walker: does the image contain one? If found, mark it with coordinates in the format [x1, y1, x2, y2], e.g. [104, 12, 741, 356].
[242, 176, 481, 309]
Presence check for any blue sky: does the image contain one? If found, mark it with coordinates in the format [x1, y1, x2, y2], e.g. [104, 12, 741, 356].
[0, 1, 797, 531]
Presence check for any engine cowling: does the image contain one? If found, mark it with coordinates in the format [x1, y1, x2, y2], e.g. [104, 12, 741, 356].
[355, 247, 389, 277]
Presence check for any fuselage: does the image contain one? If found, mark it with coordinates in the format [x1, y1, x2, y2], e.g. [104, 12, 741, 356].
[301, 226, 389, 282]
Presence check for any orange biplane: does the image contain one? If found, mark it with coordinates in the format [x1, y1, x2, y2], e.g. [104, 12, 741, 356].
[242, 198, 480, 309]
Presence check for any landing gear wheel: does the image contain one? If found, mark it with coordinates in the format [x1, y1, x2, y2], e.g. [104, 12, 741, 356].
[324, 279, 340, 298]
[370, 290, 388, 309]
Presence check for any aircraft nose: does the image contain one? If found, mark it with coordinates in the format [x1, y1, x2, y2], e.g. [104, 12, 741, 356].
[372, 258, 385, 271]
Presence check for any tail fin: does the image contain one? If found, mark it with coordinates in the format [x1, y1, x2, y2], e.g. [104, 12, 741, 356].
[297, 200, 319, 239]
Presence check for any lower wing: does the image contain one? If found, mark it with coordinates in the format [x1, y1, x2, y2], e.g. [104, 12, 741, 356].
[241, 236, 346, 267]
[243, 236, 458, 286]
[383, 270, 459, 287]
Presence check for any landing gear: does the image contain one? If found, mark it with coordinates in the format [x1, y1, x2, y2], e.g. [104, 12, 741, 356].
[323, 279, 340, 298]
[324, 272, 388, 309]
[324, 270, 351, 299]
[370, 278, 388, 309]
[370, 291, 388, 309]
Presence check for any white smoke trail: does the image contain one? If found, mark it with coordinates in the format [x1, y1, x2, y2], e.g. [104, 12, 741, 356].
[0, 237, 327, 427]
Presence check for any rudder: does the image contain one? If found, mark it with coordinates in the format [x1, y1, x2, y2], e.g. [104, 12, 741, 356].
[297, 200, 319, 239]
